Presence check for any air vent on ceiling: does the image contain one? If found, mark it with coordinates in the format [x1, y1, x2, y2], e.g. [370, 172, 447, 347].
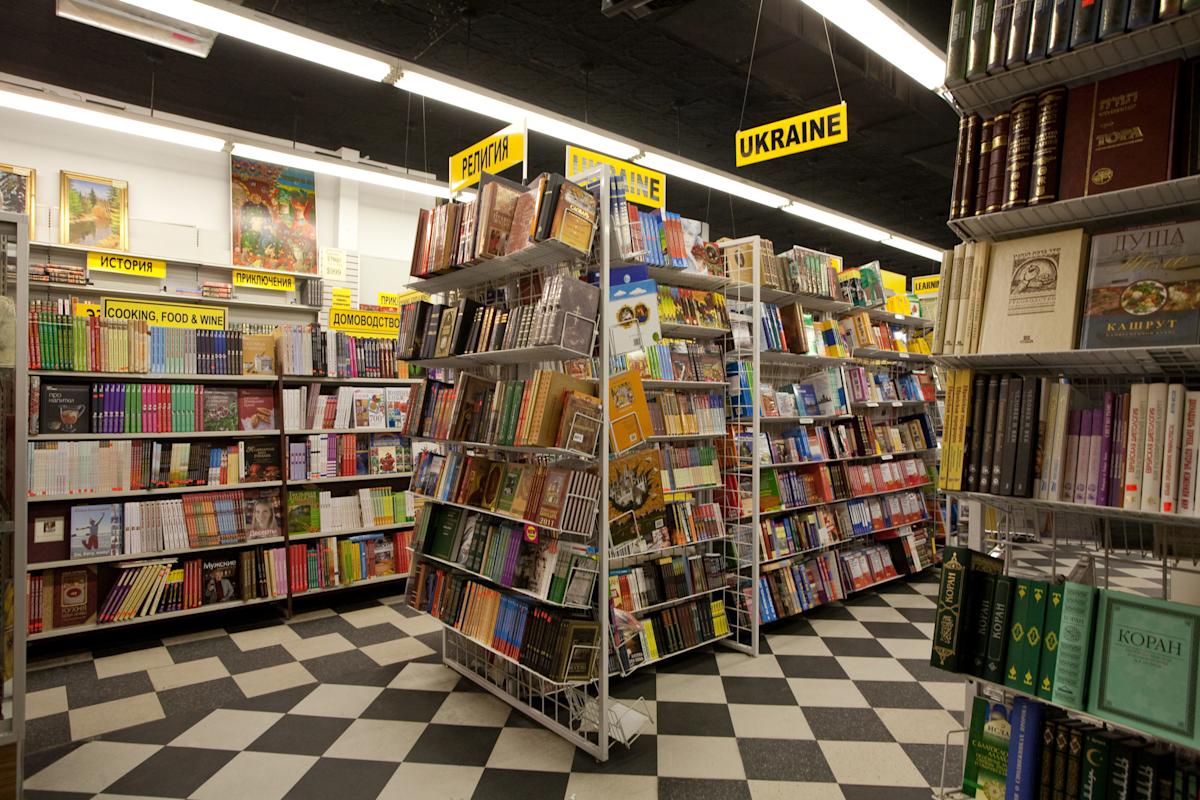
[56, 0, 216, 58]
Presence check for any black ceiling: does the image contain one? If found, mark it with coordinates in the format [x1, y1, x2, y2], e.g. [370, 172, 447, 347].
[0, 0, 959, 275]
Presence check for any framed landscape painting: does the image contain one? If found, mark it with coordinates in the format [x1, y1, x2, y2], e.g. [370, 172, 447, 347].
[230, 155, 318, 274]
[0, 164, 35, 236]
[59, 171, 128, 250]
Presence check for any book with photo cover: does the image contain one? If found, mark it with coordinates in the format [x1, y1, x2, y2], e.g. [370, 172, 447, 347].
[243, 441, 280, 482]
[203, 388, 238, 432]
[385, 386, 413, 431]
[40, 383, 89, 434]
[237, 388, 276, 431]
[70, 503, 122, 559]
[202, 557, 238, 604]
[352, 388, 386, 428]
[608, 448, 667, 547]
[1079, 220, 1200, 350]
[286, 489, 320, 534]
[244, 489, 282, 540]
[369, 433, 404, 474]
[241, 334, 275, 375]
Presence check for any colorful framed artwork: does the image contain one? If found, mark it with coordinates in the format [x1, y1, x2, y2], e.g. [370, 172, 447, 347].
[0, 164, 35, 236]
[59, 171, 128, 250]
[230, 155, 317, 274]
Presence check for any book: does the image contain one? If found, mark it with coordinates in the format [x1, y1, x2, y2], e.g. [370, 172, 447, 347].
[1060, 61, 1182, 200]
[1007, 696, 1046, 800]
[1098, 0, 1131, 37]
[985, 575, 1017, 683]
[1003, 94, 1039, 210]
[977, 229, 1090, 354]
[1046, 0, 1075, 55]
[1141, 382, 1168, 512]
[1069, 0, 1101, 47]
[1029, 87, 1067, 205]
[1124, 382, 1150, 509]
[1005, 578, 1048, 693]
[202, 557, 237, 604]
[40, 383, 89, 434]
[609, 370, 653, 454]
[1007, 0, 1036, 66]
[931, 545, 1004, 671]
[241, 334, 275, 374]
[202, 388, 238, 432]
[1025, 0, 1055, 61]
[608, 449, 666, 548]
[963, 696, 1012, 798]
[947, 0, 975, 82]
[237, 388, 276, 431]
[1088, 590, 1200, 749]
[70, 503, 121, 558]
[1037, 581, 1065, 700]
[967, 0, 998, 79]
[988, 0, 1014, 74]
[1079, 221, 1200, 350]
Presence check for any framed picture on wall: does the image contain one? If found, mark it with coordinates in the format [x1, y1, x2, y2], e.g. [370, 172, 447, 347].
[0, 163, 35, 236]
[230, 155, 318, 274]
[59, 171, 129, 250]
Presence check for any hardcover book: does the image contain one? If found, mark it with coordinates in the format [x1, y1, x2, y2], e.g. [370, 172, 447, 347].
[202, 558, 237, 604]
[244, 489, 282, 540]
[1087, 590, 1200, 749]
[53, 566, 98, 628]
[977, 228, 1089, 354]
[243, 441, 280, 482]
[238, 388, 276, 431]
[40, 383, 89, 434]
[1079, 220, 1200, 349]
[608, 449, 666, 548]
[241, 334, 275, 375]
[70, 503, 121, 558]
[963, 696, 1012, 799]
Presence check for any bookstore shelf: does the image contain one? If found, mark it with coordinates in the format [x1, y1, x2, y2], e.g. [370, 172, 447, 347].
[947, 174, 1200, 242]
[288, 522, 414, 543]
[757, 413, 853, 424]
[408, 436, 595, 463]
[862, 308, 936, 329]
[627, 585, 725, 616]
[659, 322, 730, 340]
[662, 483, 723, 496]
[289, 473, 413, 485]
[851, 347, 933, 364]
[943, 489, 1200, 529]
[27, 595, 280, 641]
[611, 631, 731, 676]
[408, 343, 591, 370]
[932, 344, 1200, 379]
[756, 351, 856, 369]
[641, 379, 725, 390]
[724, 280, 803, 305]
[441, 623, 594, 688]
[291, 572, 407, 598]
[418, 552, 593, 611]
[29, 240, 325, 281]
[27, 480, 283, 503]
[29, 429, 282, 441]
[644, 266, 727, 291]
[19, 281, 321, 314]
[280, 376, 424, 386]
[645, 432, 722, 442]
[758, 521, 931, 570]
[730, 446, 941, 471]
[409, 493, 590, 542]
[746, 481, 933, 521]
[31, 370, 278, 383]
[28, 535, 288, 571]
[285, 427, 405, 436]
[406, 237, 587, 295]
[851, 399, 929, 410]
[945, 12, 1200, 117]
[608, 535, 733, 565]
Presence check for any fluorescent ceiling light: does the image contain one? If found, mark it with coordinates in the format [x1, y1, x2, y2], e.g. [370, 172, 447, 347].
[0, 88, 225, 151]
[115, 0, 393, 81]
[636, 152, 790, 209]
[797, 0, 945, 89]
[882, 235, 942, 261]
[782, 201, 889, 242]
[395, 71, 641, 160]
[231, 143, 454, 199]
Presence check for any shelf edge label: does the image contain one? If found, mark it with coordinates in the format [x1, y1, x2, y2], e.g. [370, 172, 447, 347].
[233, 268, 296, 292]
[735, 102, 848, 167]
[330, 307, 400, 338]
[86, 252, 166, 279]
[102, 297, 226, 330]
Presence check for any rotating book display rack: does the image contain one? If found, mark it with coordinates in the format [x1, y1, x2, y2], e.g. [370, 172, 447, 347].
[933, 10, 1200, 797]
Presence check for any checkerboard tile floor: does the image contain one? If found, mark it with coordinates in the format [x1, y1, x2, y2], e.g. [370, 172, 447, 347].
[21, 541, 1162, 799]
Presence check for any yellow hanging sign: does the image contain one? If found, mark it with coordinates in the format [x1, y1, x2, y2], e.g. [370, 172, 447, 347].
[378, 292, 402, 309]
[101, 297, 227, 330]
[449, 125, 525, 192]
[735, 102, 848, 167]
[565, 145, 665, 209]
[913, 275, 941, 295]
[331, 287, 352, 307]
[86, 252, 167, 279]
[329, 307, 401, 339]
[233, 269, 296, 292]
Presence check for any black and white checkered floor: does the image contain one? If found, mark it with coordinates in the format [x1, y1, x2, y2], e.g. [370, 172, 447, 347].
[19, 542, 1166, 799]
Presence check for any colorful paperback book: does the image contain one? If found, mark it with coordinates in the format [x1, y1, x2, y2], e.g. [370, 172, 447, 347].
[608, 280, 662, 356]
[70, 503, 122, 558]
[203, 388, 238, 432]
[963, 695, 1013, 800]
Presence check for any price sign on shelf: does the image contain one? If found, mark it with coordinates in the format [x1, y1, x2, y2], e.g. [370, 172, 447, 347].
[320, 247, 347, 280]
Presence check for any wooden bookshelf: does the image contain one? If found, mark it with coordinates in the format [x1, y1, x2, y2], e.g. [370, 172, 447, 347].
[28, 536, 288, 571]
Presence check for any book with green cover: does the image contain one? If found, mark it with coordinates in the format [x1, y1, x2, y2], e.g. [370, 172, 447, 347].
[985, 574, 1016, 683]
[426, 506, 465, 560]
[1051, 581, 1097, 710]
[1005, 578, 1048, 693]
[1081, 729, 1118, 800]
[285, 490, 319, 534]
[931, 546, 1004, 672]
[1037, 581, 1065, 699]
[1087, 590, 1200, 750]
[968, 573, 997, 677]
[962, 695, 1012, 800]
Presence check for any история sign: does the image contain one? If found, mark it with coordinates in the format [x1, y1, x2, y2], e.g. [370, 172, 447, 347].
[736, 102, 849, 167]
[87, 252, 166, 279]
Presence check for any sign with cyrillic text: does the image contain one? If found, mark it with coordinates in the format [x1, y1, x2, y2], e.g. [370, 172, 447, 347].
[329, 307, 400, 339]
[87, 252, 166, 279]
[450, 125, 525, 192]
[233, 269, 296, 292]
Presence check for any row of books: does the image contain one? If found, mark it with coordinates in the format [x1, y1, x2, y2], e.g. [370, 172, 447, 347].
[611, 595, 731, 672]
[285, 433, 411, 481]
[734, 413, 937, 468]
[646, 390, 724, 438]
[415, 503, 596, 605]
[399, 274, 597, 362]
[412, 451, 601, 536]
[775, 245, 844, 300]
[36, 382, 273, 436]
[608, 340, 725, 384]
[658, 443, 720, 491]
[608, 552, 724, 613]
[933, 546, 1200, 749]
[946, 0, 1188, 85]
[26, 438, 272, 497]
[274, 324, 407, 379]
[287, 531, 411, 593]
[844, 367, 936, 405]
[656, 286, 729, 331]
[25, 262, 86, 285]
[841, 312, 931, 355]
[415, 372, 599, 454]
[281, 385, 414, 432]
[608, 501, 725, 559]
[765, 456, 930, 502]
[285, 487, 415, 534]
[728, 366, 848, 419]
[961, 692, 1200, 800]
[409, 563, 599, 683]
[410, 171, 598, 278]
[729, 301, 848, 359]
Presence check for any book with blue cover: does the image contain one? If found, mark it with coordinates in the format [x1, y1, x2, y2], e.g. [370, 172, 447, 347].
[70, 503, 122, 559]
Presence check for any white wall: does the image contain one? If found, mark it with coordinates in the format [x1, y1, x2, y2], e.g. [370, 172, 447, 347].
[0, 108, 431, 299]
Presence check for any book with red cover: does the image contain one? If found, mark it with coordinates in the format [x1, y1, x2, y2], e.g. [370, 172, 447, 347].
[237, 388, 276, 431]
[1059, 60, 1182, 200]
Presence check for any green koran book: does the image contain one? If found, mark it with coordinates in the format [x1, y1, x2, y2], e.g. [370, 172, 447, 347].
[1052, 581, 1097, 711]
[1005, 578, 1048, 692]
[1087, 590, 1200, 750]
[1037, 581, 1065, 699]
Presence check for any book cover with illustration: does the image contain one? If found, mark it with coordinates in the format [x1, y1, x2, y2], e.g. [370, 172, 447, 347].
[39, 383, 90, 434]
[286, 489, 320, 534]
[369, 433, 404, 474]
[608, 279, 662, 356]
[238, 388, 276, 431]
[1079, 220, 1200, 350]
[352, 388, 386, 428]
[961, 695, 1012, 800]
[241, 334, 276, 375]
[203, 388, 239, 432]
[385, 386, 413, 430]
[69, 503, 122, 558]
[244, 489, 282, 540]
[607, 449, 666, 547]
[243, 441, 280, 482]
[609, 370, 653, 454]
